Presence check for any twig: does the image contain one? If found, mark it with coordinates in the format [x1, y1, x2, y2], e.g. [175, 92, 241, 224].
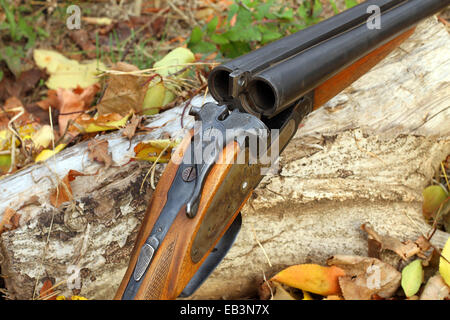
[140, 143, 171, 192]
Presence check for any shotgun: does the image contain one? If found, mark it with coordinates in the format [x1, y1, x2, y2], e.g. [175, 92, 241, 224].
[116, 0, 450, 300]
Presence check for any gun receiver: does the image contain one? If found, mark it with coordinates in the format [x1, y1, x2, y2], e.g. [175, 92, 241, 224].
[116, 0, 449, 300]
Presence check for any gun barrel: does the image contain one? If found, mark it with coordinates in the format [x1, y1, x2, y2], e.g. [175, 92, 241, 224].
[208, 0, 408, 106]
[247, 0, 449, 117]
[209, 0, 449, 117]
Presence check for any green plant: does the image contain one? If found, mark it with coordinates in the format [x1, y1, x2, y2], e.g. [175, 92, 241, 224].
[187, 0, 325, 59]
[0, 0, 48, 77]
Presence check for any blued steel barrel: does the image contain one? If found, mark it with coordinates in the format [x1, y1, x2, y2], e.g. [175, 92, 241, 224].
[208, 0, 408, 108]
[246, 0, 449, 117]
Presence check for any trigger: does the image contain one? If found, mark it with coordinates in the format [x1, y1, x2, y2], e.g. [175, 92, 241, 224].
[178, 213, 242, 298]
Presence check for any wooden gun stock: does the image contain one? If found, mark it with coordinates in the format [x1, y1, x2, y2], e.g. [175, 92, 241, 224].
[115, 132, 248, 300]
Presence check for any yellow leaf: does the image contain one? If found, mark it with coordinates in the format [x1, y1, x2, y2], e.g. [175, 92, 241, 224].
[271, 264, 346, 296]
[35, 144, 67, 163]
[78, 113, 131, 133]
[70, 295, 88, 300]
[440, 237, 450, 286]
[302, 290, 313, 300]
[31, 125, 54, 149]
[33, 49, 105, 89]
[134, 139, 180, 163]
[142, 47, 195, 114]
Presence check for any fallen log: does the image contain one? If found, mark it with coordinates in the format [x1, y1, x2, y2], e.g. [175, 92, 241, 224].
[1, 17, 449, 300]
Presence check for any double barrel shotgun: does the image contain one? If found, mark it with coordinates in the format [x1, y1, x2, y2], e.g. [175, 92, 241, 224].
[115, 0, 450, 300]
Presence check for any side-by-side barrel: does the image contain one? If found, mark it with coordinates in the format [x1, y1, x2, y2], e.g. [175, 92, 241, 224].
[208, 0, 408, 108]
[208, 0, 450, 118]
[248, 0, 449, 117]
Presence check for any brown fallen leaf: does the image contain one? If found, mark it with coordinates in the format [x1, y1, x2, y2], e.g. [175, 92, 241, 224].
[56, 84, 100, 136]
[0, 68, 46, 101]
[122, 114, 141, 141]
[1, 97, 35, 128]
[257, 280, 273, 300]
[420, 274, 450, 300]
[362, 223, 423, 260]
[69, 30, 97, 59]
[96, 62, 149, 116]
[50, 174, 73, 208]
[39, 279, 57, 300]
[88, 139, 112, 169]
[0, 207, 21, 234]
[36, 90, 59, 111]
[327, 255, 401, 300]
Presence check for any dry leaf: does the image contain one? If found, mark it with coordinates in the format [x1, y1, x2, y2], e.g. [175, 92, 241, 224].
[96, 62, 149, 116]
[71, 112, 131, 134]
[0, 207, 20, 234]
[31, 125, 54, 149]
[37, 90, 59, 111]
[327, 255, 401, 300]
[362, 223, 422, 260]
[69, 30, 97, 59]
[122, 114, 141, 141]
[56, 84, 100, 136]
[88, 139, 112, 169]
[134, 139, 179, 163]
[271, 264, 345, 296]
[33, 49, 105, 90]
[39, 279, 57, 300]
[50, 174, 73, 208]
[420, 274, 450, 300]
[35, 143, 67, 163]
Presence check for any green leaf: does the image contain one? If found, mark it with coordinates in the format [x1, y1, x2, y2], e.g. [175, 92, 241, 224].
[226, 25, 261, 42]
[401, 259, 423, 297]
[227, 3, 239, 21]
[261, 30, 282, 44]
[328, 0, 339, 14]
[220, 41, 251, 58]
[1, 0, 18, 41]
[345, 0, 358, 8]
[211, 33, 229, 45]
[1, 46, 24, 77]
[189, 41, 217, 54]
[276, 8, 294, 21]
[422, 185, 448, 219]
[0, 70, 3, 82]
[189, 26, 203, 45]
[207, 16, 219, 35]
[312, 0, 323, 18]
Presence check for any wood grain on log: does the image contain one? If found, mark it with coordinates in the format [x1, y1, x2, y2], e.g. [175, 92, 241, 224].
[0, 18, 449, 300]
